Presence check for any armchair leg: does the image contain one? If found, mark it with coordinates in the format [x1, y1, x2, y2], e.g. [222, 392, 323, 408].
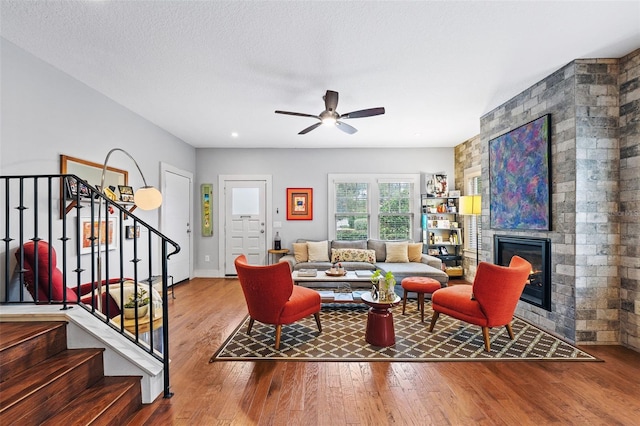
[482, 327, 491, 352]
[428, 311, 439, 332]
[247, 318, 255, 335]
[314, 312, 322, 333]
[505, 323, 515, 340]
[274, 324, 282, 350]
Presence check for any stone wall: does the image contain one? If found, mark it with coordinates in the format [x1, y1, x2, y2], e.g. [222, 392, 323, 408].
[574, 58, 621, 345]
[454, 135, 481, 279]
[472, 50, 639, 348]
[480, 62, 579, 341]
[619, 49, 640, 351]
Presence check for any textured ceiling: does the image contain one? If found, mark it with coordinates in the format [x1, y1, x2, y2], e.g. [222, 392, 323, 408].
[1, 1, 638, 149]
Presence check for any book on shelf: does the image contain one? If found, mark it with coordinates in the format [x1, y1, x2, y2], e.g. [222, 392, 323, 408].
[355, 270, 374, 277]
[352, 290, 368, 300]
[297, 268, 317, 277]
[317, 291, 335, 300]
[333, 293, 354, 301]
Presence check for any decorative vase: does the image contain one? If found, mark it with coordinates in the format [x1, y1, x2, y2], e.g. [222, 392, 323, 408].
[124, 304, 149, 319]
[377, 278, 396, 302]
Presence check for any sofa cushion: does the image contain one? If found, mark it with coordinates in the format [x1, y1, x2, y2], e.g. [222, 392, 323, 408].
[331, 240, 367, 250]
[367, 239, 387, 262]
[307, 240, 330, 262]
[386, 241, 409, 263]
[408, 243, 423, 262]
[331, 248, 376, 264]
[292, 242, 308, 263]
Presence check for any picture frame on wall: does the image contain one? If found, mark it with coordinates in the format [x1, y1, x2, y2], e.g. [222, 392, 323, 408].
[286, 188, 313, 220]
[79, 216, 118, 254]
[118, 185, 135, 203]
[125, 225, 140, 239]
[489, 114, 551, 230]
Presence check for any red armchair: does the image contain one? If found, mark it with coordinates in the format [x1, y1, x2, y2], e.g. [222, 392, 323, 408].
[234, 255, 322, 350]
[16, 240, 122, 318]
[428, 255, 532, 351]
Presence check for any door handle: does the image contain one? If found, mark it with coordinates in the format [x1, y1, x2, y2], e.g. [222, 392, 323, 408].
[260, 230, 265, 233]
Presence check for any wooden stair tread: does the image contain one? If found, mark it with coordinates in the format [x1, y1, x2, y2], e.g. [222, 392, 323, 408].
[0, 321, 68, 380]
[40, 376, 142, 426]
[0, 321, 66, 350]
[0, 348, 104, 413]
[0, 320, 143, 424]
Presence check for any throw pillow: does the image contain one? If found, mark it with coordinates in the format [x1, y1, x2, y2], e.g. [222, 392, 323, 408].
[331, 248, 376, 264]
[307, 240, 330, 262]
[408, 243, 423, 262]
[293, 242, 308, 263]
[385, 241, 409, 263]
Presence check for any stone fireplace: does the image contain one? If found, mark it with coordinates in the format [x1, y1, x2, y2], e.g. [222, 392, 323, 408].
[494, 235, 551, 311]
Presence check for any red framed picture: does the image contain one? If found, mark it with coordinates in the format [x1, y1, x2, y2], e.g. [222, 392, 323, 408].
[286, 188, 313, 220]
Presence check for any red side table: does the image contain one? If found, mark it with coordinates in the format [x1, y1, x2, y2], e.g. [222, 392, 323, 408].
[361, 292, 401, 347]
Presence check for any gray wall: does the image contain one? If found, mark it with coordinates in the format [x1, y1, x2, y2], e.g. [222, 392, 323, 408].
[195, 147, 454, 275]
[0, 39, 196, 283]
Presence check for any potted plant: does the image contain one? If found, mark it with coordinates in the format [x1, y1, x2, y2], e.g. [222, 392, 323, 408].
[123, 287, 150, 319]
[370, 270, 396, 302]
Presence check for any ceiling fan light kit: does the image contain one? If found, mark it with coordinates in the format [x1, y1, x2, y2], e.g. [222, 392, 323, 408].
[275, 90, 385, 135]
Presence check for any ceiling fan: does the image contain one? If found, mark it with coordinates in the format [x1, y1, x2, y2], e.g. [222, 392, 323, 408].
[275, 90, 385, 135]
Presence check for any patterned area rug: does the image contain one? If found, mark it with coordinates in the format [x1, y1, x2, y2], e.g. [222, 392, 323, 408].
[210, 303, 598, 362]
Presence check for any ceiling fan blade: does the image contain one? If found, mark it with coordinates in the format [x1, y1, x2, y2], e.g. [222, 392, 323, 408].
[275, 110, 319, 119]
[324, 90, 339, 112]
[336, 121, 358, 134]
[298, 122, 323, 135]
[340, 107, 385, 119]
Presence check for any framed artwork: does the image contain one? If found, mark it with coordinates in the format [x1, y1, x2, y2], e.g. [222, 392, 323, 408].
[125, 225, 140, 239]
[286, 188, 313, 220]
[118, 185, 135, 203]
[201, 183, 213, 236]
[489, 114, 551, 230]
[80, 217, 118, 254]
[60, 154, 128, 216]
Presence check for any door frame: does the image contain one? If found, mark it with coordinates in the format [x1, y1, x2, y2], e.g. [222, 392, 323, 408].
[218, 174, 272, 275]
[160, 162, 194, 280]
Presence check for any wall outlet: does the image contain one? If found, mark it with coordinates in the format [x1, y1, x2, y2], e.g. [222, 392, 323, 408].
[204, 255, 210, 262]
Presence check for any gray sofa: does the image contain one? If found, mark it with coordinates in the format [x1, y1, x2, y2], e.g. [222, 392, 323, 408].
[279, 239, 449, 290]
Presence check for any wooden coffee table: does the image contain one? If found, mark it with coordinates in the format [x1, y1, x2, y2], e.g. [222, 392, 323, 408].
[292, 270, 374, 303]
[361, 292, 401, 347]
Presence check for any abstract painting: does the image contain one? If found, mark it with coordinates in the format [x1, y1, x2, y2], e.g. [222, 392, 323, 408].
[489, 115, 551, 230]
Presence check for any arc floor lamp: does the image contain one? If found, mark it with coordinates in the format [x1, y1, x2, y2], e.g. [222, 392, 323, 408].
[96, 148, 163, 309]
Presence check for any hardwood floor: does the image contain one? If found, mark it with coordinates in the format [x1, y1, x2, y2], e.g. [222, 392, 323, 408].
[127, 278, 640, 425]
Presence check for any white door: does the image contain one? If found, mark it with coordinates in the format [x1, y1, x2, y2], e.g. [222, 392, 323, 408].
[161, 166, 192, 283]
[224, 180, 267, 274]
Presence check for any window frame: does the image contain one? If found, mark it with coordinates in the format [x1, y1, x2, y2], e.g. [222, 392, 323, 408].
[328, 174, 421, 241]
[463, 165, 482, 257]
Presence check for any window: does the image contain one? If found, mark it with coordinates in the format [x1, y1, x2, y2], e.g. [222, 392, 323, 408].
[329, 174, 420, 241]
[378, 181, 412, 240]
[464, 166, 482, 253]
[335, 182, 369, 240]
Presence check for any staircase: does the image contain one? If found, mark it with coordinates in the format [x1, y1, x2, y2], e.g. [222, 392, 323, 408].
[0, 321, 142, 425]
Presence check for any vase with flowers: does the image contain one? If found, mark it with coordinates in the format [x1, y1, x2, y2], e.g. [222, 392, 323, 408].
[123, 287, 150, 319]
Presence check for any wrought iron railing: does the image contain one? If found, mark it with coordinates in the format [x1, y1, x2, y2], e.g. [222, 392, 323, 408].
[1, 174, 180, 398]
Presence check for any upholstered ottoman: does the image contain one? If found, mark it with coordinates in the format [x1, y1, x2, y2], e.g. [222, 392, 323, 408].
[401, 276, 442, 322]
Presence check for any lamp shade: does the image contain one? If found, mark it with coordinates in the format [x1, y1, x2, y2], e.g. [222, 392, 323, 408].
[134, 186, 163, 210]
[459, 195, 481, 215]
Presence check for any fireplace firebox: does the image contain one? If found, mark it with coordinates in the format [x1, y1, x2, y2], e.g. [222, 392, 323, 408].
[494, 235, 551, 311]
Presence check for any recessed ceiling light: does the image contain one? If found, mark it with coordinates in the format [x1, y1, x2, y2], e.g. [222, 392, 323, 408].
[231, 132, 239, 138]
